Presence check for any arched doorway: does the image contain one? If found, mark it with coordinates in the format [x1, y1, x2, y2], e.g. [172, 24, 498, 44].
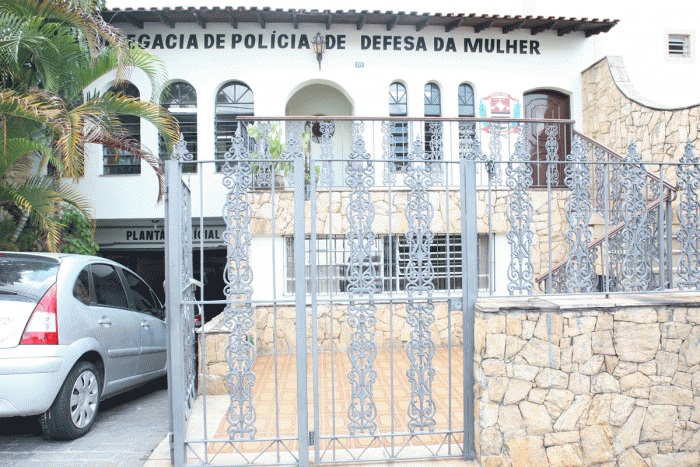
[286, 83, 353, 187]
[523, 90, 571, 188]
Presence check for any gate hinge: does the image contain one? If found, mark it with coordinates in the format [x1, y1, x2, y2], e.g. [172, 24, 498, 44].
[309, 431, 315, 446]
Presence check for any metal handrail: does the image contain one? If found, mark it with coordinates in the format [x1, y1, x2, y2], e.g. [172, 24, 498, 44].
[534, 197, 669, 286]
[574, 130, 677, 193]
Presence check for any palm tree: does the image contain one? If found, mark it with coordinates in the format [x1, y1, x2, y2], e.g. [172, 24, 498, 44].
[0, 0, 180, 251]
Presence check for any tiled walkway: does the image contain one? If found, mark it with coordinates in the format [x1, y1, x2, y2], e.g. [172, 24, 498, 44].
[200, 348, 467, 463]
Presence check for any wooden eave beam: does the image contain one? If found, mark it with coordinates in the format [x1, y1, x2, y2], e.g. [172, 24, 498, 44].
[292, 13, 299, 29]
[121, 13, 144, 29]
[445, 18, 463, 33]
[387, 14, 399, 31]
[326, 13, 332, 30]
[415, 15, 430, 31]
[557, 23, 581, 36]
[157, 12, 175, 29]
[356, 13, 366, 30]
[531, 20, 557, 35]
[227, 10, 237, 28]
[192, 11, 206, 29]
[255, 11, 266, 28]
[585, 23, 615, 37]
[474, 19, 494, 33]
[502, 20, 525, 34]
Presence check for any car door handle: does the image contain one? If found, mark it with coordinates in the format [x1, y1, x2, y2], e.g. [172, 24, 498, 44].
[98, 317, 112, 326]
[140, 321, 150, 329]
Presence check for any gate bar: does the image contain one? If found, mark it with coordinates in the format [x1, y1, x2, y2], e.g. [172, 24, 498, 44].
[460, 157, 477, 459]
[293, 148, 310, 465]
[165, 160, 187, 466]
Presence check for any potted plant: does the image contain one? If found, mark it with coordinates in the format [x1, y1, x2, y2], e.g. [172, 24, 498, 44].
[247, 122, 291, 189]
[247, 122, 317, 190]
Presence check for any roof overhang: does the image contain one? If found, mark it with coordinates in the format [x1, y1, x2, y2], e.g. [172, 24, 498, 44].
[103, 7, 618, 37]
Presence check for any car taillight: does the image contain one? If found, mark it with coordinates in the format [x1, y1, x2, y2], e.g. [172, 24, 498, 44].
[20, 283, 59, 345]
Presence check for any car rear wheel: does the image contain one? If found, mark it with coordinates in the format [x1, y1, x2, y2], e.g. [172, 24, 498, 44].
[40, 361, 101, 440]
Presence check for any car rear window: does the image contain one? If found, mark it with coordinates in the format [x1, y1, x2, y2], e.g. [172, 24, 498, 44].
[0, 254, 59, 301]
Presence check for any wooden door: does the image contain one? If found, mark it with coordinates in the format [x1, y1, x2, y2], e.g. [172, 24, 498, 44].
[523, 91, 570, 188]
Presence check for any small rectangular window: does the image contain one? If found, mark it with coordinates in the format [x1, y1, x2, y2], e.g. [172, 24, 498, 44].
[669, 35, 689, 57]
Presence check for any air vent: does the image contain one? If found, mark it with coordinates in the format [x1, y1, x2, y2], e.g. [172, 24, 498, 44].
[669, 35, 689, 57]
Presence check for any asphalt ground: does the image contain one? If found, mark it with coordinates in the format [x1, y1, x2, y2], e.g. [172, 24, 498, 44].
[0, 378, 169, 467]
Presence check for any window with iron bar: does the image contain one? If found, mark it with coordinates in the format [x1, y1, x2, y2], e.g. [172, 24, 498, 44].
[160, 82, 197, 173]
[669, 34, 689, 57]
[215, 81, 254, 172]
[389, 82, 409, 170]
[285, 233, 490, 294]
[103, 82, 141, 175]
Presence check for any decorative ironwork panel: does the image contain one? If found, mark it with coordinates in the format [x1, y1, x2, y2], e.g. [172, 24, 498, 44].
[676, 141, 700, 290]
[645, 203, 661, 290]
[170, 133, 197, 415]
[427, 121, 444, 184]
[319, 120, 335, 187]
[545, 123, 559, 186]
[345, 122, 379, 435]
[593, 146, 607, 214]
[459, 121, 486, 161]
[221, 128, 257, 439]
[563, 137, 596, 293]
[181, 182, 197, 414]
[382, 121, 397, 186]
[487, 123, 504, 183]
[403, 136, 437, 432]
[505, 131, 534, 295]
[171, 133, 194, 162]
[610, 157, 624, 225]
[253, 122, 274, 189]
[617, 141, 652, 292]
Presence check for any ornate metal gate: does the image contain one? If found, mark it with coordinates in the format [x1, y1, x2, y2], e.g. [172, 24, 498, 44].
[164, 119, 480, 466]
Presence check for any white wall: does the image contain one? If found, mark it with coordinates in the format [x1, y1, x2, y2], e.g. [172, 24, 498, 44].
[77, 20, 592, 220]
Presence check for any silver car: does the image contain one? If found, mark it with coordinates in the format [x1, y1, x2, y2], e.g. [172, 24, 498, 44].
[0, 252, 167, 440]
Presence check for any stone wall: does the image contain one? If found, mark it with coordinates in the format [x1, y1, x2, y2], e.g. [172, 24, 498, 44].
[582, 56, 700, 173]
[475, 293, 700, 467]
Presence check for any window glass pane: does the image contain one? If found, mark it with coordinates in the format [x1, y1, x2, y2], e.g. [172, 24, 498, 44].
[215, 82, 253, 171]
[458, 84, 475, 117]
[424, 83, 441, 116]
[91, 264, 128, 309]
[285, 234, 490, 294]
[389, 82, 408, 167]
[668, 35, 688, 56]
[159, 113, 197, 173]
[389, 82, 407, 116]
[104, 82, 141, 175]
[73, 269, 90, 305]
[0, 255, 59, 301]
[286, 236, 384, 295]
[161, 82, 197, 108]
[424, 83, 442, 159]
[122, 270, 158, 315]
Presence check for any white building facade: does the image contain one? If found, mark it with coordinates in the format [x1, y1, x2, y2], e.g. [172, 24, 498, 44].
[81, 1, 699, 315]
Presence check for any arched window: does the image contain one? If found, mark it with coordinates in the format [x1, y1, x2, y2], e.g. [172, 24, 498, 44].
[160, 81, 197, 173]
[215, 81, 253, 171]
[389, 82, 408, 167]
[424, 82, 442, 159]
[458, 83, 475, 117]
[458, 83, 476, 141]
[103, 82, 141, 175]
